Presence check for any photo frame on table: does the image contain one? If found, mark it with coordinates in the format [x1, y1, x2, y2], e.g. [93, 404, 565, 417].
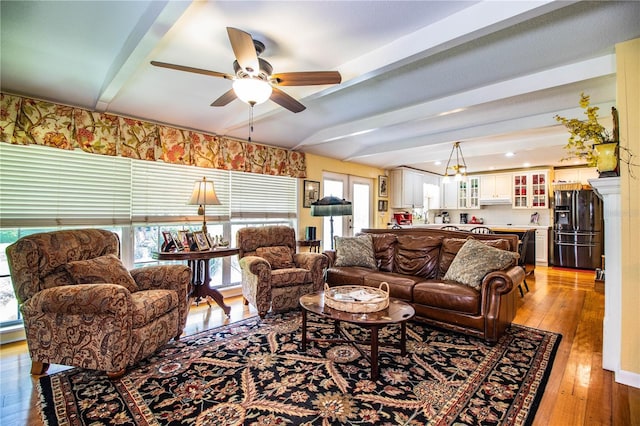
[378, 200, 388, 212]
[171, 232, 184, 251]
[193, 231, 210, 251]
[303, 180, 320, 208]
[161, 231, 176, 252]
[378, 175, 388, 198]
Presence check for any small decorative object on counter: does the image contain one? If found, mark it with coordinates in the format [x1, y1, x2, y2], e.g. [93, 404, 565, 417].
[530, 212, 540, 225]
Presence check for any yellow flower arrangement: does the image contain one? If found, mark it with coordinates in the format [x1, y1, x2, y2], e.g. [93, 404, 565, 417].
[554, 93, 613, 167]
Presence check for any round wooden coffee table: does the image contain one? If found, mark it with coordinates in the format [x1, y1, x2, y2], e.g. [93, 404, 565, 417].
[299, 291, 415, 380]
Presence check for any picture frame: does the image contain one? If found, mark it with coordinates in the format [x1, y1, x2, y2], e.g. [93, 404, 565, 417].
[378, 199, 388, 212]
[378, 175, 388, 198]
[303, 180, 320, 208]
[171, 232, 184, 251]
[161, 231, 176, 252]
[193, 230, 210, 251]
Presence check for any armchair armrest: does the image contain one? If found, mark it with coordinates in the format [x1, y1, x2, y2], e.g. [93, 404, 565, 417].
[239, 256, 272, 278]
[293, 252, 327, 271]
[130, 265, 191, 295]
[24, 284, 131, 317]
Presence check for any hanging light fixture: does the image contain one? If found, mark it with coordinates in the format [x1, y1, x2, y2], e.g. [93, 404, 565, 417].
[442, 142, 468, 183]
[232, 78, 272, 105]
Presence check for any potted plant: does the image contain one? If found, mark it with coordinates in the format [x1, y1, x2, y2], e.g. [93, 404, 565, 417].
[554, 93, 619, 177]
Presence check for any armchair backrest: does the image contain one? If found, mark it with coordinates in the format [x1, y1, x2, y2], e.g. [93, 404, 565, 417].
[236, 226, 296, 259]
[6, 229, 120, 303]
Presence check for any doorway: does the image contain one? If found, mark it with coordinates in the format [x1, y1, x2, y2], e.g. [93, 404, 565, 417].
[321, 173, 372, 249]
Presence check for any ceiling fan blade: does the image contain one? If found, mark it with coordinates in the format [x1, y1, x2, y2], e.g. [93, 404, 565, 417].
[270, 87, 306, 113]
[211, 89, 237, 107]
[151, 61, 233, 80]
[227, 27, 260, 75]
[271, 71, 342, 86]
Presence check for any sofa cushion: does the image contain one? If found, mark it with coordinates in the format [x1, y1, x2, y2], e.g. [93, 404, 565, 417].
[334, 234, 377, 269]
[256, 246, 295, 269]
[413, 280, 480, 315]
[369, 233, 397, 272]
[444, 239, 519, 290]
[325, 267, 370, 286]
[363, 271, 422, 301]
[64, 254, 138, 293]
[394, 234, 442, 279]
[438, 237, 511, 278]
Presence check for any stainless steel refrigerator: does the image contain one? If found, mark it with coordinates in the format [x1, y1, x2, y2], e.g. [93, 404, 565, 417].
[553, 190, 604, 269]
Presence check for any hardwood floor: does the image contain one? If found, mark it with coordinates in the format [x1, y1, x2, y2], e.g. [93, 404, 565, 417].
[1, 266, 638, 425]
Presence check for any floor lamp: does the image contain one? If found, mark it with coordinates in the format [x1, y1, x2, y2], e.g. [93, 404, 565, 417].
[310, 196, 353, 249]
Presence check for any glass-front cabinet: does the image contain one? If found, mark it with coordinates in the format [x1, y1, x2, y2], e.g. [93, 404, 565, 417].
[457, 176, 480, 209]
[512, 171, 548, 209]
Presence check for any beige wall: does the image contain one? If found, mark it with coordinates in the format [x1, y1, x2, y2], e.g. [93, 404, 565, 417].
[298, 153, 388, 250]
[617, 38, 640, 375]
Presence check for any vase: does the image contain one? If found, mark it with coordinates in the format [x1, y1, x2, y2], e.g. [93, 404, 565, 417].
[594, 142, 619, 177]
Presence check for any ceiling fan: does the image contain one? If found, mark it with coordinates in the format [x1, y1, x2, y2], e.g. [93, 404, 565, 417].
[151, 27, 342, 113]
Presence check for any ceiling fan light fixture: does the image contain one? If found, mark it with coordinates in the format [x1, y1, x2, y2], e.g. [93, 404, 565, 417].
[233, 78, 272, 105]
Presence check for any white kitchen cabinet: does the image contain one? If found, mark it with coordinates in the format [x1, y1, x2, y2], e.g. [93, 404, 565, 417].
[391, 168, 424, 209]
[553, 167, 599, 185]
[535, 228, 549, 265]
[480, 174, 512, 202]
[440, 181, 458, 209]
[457, 176, 480, 209]
[512, 170, 549, 209]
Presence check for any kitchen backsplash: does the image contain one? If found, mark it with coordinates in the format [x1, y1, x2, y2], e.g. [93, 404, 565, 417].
[421, 204, 552, 226]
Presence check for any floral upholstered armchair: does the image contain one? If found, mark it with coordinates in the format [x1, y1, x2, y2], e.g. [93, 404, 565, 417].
[6, 229, 191, 378]
[237, 226, 327, 318]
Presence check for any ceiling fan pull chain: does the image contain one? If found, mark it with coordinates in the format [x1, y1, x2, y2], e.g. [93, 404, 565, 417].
[248, 102, 255, 142]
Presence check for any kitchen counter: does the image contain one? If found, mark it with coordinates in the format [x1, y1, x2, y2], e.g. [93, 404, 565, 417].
[412, 224, 551, 230]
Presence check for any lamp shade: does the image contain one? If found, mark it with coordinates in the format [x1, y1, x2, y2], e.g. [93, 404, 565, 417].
[233, 78, 273, 105]
[310, 196, 353, 217]
[188, 177, 221, 206]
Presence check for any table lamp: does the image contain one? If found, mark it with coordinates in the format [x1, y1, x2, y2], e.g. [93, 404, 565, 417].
[188, 176, 221, 234]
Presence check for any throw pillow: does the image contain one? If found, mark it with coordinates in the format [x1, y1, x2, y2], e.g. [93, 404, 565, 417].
[443, 238, 519, 290]
[64, 254, 138, 292]
[334, 234, 377, 269]
[256, 246, 295, 269]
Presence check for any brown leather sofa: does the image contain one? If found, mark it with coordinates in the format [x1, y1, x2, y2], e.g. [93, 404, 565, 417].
[324, 227, 525, 343]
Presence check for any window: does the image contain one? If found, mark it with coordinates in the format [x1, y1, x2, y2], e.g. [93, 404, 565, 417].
[0, 144, 297, 330]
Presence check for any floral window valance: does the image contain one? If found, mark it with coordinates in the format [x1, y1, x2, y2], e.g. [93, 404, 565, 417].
[0, 93, 306, 178]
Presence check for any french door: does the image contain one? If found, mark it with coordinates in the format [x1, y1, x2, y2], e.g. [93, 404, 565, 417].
[322, 173, 372, 249]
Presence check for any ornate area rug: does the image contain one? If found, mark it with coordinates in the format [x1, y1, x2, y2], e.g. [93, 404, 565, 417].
[39, 312, 560, 425]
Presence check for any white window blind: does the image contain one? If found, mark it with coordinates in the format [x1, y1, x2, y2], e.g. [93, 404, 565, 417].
[0, 144, 131, 227]
[230, 171, 297, 219]
[131, 160, 230, 223]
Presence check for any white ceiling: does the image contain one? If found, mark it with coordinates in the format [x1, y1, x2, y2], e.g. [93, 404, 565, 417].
[2, 1, 639, 175]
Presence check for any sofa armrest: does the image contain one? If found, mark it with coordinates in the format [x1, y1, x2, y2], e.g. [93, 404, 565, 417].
[23, 284, 131, 317]
[481, 266, 523, 296]
[323, 250, 336, 267]
[480, 265, 524, 310]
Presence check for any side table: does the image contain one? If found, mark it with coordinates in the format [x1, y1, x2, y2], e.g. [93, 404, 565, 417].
[297, 239, 321, 253]
[152, 247, 239, 316]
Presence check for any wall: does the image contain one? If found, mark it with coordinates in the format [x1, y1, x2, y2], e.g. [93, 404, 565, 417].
[617, 38, 640, 380]
[298, 153, 387, 249]
[432, 205, 552, 228]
